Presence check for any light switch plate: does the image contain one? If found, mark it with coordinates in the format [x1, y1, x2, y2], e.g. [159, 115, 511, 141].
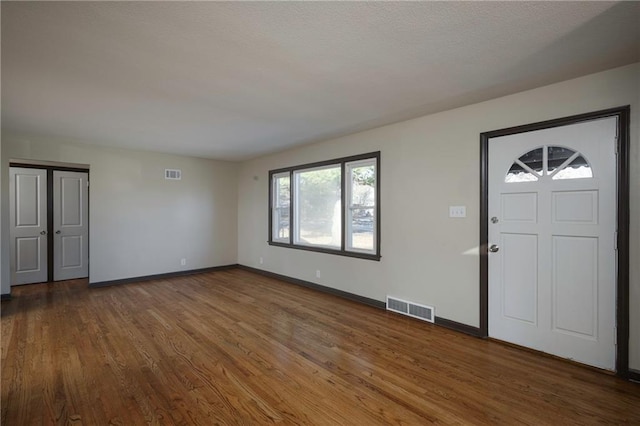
[449, 206, 466, 218]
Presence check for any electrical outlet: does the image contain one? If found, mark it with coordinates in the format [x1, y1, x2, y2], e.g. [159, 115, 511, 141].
[180, 258, 186, 266]
[259, 257, 264, 265]
[449, 206, 466, 218]
[316, 270, 321, 278]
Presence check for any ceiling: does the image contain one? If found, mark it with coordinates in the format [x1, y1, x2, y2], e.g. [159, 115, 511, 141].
[2, 2, 639, 161]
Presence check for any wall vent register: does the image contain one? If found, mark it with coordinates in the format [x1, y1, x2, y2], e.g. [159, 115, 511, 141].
[165, 169, 182, 180]
[386, 296, 434, 323]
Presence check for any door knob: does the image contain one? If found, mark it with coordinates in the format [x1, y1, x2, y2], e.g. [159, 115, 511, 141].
[491, 217, 499, 224]
[40, 230, 46, 235]
[55, 230, 61, 234]
[489, 244, 499, 253]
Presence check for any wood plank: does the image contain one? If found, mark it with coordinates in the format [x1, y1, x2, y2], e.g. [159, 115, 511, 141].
[2, 269, 639, 425]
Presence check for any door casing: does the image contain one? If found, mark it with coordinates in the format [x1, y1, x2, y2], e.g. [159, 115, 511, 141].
[479, 106, 630, 378]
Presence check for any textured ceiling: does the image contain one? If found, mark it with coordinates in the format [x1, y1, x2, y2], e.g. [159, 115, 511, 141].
[2, 1, 639, 161]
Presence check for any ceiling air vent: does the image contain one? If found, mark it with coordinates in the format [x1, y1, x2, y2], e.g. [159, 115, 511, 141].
[386, 296, 434, 323]
[165, 169, 182, 180]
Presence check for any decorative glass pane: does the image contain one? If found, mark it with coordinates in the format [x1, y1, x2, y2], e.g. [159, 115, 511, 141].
[505, 147, 543, 183]
[506, 162, 538, 182]
[547, 146, 576, 174]
[519, 148, 544, 175]
[505, 146, 593, 183]
[552, 155, 592, 180]
[294, 165, 341, 248]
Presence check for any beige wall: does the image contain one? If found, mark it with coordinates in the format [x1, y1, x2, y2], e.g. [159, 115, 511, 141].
[1, 63, 637, 371]
[237, 63, 640, 370]
[0, 135, 238, 287]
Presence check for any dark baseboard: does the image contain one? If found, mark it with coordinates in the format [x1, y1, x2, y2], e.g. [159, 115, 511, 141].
[237, 264, 386, 310]
[629, 369, 640, 383]
[238, 265, 485, 336]
[1, 293, 12, 301]
[88, 264, 238, 288]
[434, 316, 483, 337]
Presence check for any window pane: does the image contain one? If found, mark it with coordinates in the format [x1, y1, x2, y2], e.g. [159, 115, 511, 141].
[350, 164, 376, 207]
[506, 162, 538, 182]
[518, 147, 543, 175]
[349, 207, 374, 251]
[272, 174, 290, 241]
[547, 146, 576, 173]
[295, 166, 341, 248]
[552, 155, 592, 180]
[505, 147, 543, 183]
[347, 160, 376, 252]
[274, 207, 290, 239]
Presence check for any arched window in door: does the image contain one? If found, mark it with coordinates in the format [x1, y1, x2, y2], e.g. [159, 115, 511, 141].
[505, 145, 593, 183]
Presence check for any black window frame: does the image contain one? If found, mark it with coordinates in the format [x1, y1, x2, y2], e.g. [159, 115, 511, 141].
[268, 151, 381, 261]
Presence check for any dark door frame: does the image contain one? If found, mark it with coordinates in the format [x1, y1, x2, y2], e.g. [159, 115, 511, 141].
[479, 106, 631, 378]
[9, 162, 90, 284]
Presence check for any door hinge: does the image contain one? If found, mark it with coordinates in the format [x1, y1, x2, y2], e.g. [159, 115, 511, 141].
[614, 327, 617, 345]
[614, 231, 618, 251]
[87, 180, 90, 188]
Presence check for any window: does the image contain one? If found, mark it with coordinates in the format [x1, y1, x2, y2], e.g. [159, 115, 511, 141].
[346, 159, 376, 253]
[271, 172, 290, 243]
[269, 152, 380, 260]
[505, 145, 592, 183]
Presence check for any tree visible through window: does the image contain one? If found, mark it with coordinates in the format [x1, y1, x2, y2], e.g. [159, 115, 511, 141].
[295, 165, 341, 248]
[347, 160, 376, 252]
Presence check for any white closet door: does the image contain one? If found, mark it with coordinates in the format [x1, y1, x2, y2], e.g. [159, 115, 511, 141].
[53, 170, 89, 281]
[10, 167, 48, 285]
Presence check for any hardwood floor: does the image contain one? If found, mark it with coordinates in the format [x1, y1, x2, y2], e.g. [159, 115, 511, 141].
[2, 269, 639, 425]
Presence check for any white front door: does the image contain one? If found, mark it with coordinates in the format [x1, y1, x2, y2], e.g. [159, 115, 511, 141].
[53, 170, 89, 281]
[9, 167, 48, 285]
[488, 117, 617, 370]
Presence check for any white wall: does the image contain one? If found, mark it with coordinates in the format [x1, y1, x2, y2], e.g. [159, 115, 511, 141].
[0, 135, 238, 285]
[237, 63, 640, 370]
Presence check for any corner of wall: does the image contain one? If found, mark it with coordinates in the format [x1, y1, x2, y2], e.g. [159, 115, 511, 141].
[0, 136, 11, 295]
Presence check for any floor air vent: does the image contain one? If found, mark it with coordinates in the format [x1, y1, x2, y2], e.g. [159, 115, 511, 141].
[386, 296, 434, 323]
